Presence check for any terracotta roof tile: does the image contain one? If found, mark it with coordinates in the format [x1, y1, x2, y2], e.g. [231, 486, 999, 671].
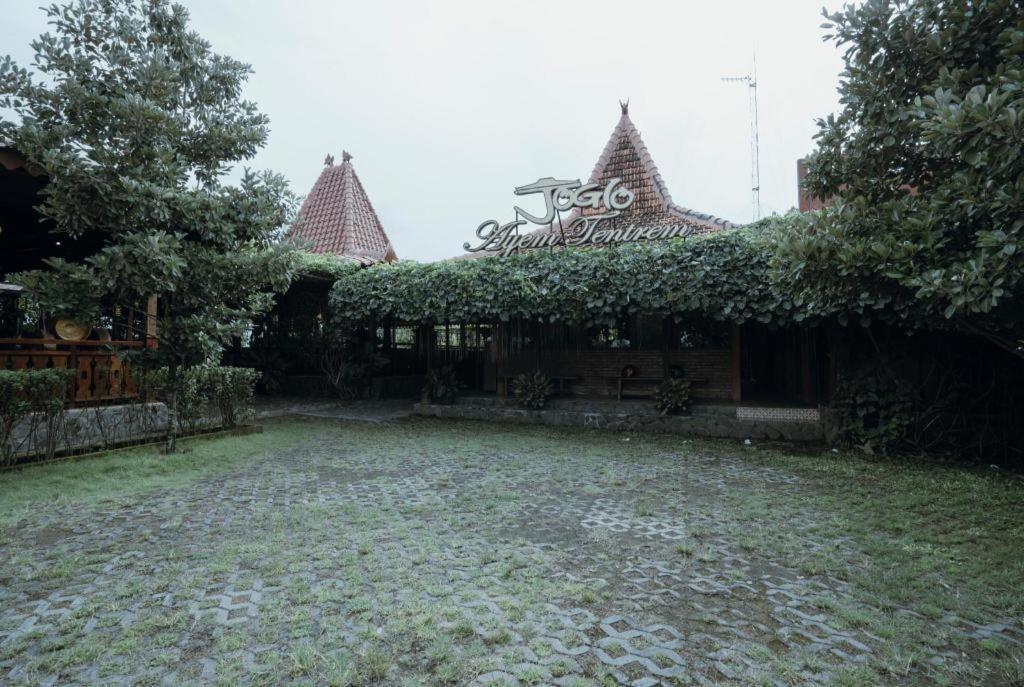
[578, 106, 738, 232]
[457, 106, 737, 259]
[288, 153, 398, 265]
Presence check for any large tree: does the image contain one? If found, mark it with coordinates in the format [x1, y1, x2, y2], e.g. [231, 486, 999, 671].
[778, 0, 1024, 357]
[0, 0, 299, 449]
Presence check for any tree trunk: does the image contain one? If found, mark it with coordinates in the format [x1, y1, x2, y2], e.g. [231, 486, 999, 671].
[164, 360, 178, 453]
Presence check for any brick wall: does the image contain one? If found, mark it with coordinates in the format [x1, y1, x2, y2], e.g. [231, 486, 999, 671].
[503, 347, 732, 400]
[797, 158, 832, 212]
[668, 349, 732, 400]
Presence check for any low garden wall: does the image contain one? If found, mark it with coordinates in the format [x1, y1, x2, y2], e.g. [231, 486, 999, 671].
[414, 396, 825, 442]
[277, 373, 424, 399]
[7, 402, 170, 462]
[1, 366, 259, 466]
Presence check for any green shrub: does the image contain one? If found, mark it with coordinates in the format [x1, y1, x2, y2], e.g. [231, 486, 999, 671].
[201, 367, 260, 428]
[132, 367, 205, 433]
[422, 366, 462, 405]
[133, 365, 259, 430]
[175, 369, 207, 433]
[514, 371, 554, 410]
[320, 347, 387, 400]
[23, 368, 73, 460]
[833, 363, 918, 454]
[653, 378, 691, 415]
[0, 368, 73, 464]
[0, 371, 31, 465]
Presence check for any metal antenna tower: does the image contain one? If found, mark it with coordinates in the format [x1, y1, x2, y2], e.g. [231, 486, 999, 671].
[722, 57, 761, 221]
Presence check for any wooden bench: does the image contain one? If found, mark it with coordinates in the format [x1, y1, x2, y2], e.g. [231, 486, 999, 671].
[606, 376, 710, 401]
[501, 375, 578, 397]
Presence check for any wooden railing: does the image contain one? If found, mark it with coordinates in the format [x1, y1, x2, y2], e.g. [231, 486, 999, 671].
[0, 338, 144, 406]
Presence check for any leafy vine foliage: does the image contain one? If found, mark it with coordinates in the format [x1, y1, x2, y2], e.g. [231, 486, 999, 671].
[330, 230, 797, 328]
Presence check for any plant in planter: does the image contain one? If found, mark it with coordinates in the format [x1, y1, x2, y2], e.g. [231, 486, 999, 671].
[514, 371, 554, 410]
[422, 366, 462, 405]
[654, 378, 691, 415]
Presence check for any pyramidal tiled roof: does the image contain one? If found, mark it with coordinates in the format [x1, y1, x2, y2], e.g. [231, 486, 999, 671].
[582, 102, 737, 231]
[455, 104, 737, 259]
[289, 152, 397, 265]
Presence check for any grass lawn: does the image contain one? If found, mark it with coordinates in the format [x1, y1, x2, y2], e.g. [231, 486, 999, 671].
[0, 416, 1021, 686]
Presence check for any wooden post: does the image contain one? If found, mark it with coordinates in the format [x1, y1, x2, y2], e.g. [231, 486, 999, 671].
[730, 324, 742, 402]
[69, 342, 79, 408]
[661, 317, 671, 380]
[144, 295, 158, 348]
[801, 329, 814, 405]
[495, 323, 507, 397]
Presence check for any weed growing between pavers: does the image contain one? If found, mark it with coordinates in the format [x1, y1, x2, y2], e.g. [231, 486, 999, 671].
[0, 416, 1021, 685]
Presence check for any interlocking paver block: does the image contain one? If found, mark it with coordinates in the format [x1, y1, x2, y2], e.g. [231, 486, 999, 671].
[0, 419, 1018, 686]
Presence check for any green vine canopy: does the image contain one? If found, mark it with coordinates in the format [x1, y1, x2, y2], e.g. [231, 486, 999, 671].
[325, 212, 1022, 353]
[328, 227, 807, 328]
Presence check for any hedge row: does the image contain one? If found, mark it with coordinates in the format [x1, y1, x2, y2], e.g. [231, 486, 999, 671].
[0, 368, 75, 465]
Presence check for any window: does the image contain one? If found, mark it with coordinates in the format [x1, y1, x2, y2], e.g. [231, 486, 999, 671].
[435, 324, 487, 352]
[589, 317, 632, 349]
[0, 293, 20, 337]
[587, 316, 663, 349]
[393, 326, 415, 349]
[675, 317, 729, 349]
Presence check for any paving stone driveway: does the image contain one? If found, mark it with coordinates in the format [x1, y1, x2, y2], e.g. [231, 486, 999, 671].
[0, 417, 1019, 686]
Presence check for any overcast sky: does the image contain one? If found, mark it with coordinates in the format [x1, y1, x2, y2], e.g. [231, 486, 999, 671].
[1, 0, 847, 262]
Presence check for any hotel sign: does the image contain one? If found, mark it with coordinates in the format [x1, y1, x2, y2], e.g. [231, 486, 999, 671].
[464, 176, 695, 257]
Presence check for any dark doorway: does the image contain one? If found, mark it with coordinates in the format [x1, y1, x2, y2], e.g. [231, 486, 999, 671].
[741, 324, 827, 405]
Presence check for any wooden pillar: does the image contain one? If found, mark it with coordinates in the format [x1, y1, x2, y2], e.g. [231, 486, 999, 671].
[69, 342, 80, 408]
[482, 323, 497, 392]
[660, 317, 671, 379]
[495, 322, 507, 397]
[730, 324, 742, 402]
[826, 323, 841, 404]
[801, 329, 813, 405]
[144, 295, 158, 349]
[422, 324, 434, 369]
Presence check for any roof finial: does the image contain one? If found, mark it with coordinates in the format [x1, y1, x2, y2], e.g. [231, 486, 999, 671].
[342, 150, 352, 163]
[324, 154, 334, 167]
[619, 99, 629, 116]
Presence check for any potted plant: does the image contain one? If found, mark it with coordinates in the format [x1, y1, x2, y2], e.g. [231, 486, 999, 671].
[422, 366, 462, 405]
[514, 371, 554, 410]
[653, 378, 691, 415]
